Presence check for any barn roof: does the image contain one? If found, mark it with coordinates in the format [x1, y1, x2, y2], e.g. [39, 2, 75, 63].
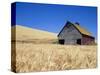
[58, 21, 92, 37]
[73, 23, 91, 36]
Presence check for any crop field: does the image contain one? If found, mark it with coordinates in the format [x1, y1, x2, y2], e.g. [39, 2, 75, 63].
[12, 42, 97, 72]
[11, 25, 97, 72]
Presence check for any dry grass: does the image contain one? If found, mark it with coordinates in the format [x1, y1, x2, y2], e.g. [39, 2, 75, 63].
[11, 25, 97, 72]
[11, 25, 57, 40]
[13, 42, 97, 72]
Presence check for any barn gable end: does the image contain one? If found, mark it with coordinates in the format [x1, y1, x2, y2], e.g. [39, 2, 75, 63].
[58, 21, 82, 45]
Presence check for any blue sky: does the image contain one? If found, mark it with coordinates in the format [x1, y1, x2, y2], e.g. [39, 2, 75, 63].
[13, 2, 97, 39]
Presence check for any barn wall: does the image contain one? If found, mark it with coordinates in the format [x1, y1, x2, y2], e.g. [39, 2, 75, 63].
[81, 35, 95, 45]
[58, 24, 82, 45]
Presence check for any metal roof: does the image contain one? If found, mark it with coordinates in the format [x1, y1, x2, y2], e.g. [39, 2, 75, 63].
[58, 21, 92, 37]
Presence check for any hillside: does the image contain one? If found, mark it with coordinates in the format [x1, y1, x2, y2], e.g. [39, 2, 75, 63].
[11, 25, 57, 41]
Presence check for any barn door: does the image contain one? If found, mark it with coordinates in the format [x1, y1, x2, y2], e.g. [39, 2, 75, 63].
[59, 39, 65, 44]
[77, 39, 81, 45]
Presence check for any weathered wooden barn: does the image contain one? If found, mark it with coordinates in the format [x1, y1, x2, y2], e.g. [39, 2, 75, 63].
[58, 21, 95, 45]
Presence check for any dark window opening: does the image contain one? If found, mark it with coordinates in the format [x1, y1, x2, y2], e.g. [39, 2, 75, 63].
[59, 39, 65, 44]
[77, 39, 81, 45]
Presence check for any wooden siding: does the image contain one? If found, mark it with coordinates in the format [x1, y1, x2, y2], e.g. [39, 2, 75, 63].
[81, 35, 95, 45]
[58, 24, 82, 45]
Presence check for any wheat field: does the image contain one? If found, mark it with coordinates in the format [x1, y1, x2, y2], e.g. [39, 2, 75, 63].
[12, 42, 97, 72]
[11, 25, 97, 72]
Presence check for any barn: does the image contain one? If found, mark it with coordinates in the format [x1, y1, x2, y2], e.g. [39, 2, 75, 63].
[58, 21, 95, 45]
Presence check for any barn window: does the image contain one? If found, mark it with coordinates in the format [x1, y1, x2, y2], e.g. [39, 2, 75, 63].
[77, 39, 81, 45]
[59, 39, 65, 44]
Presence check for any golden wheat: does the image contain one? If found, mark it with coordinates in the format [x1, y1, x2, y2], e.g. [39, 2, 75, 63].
[14, 42, 97, 72]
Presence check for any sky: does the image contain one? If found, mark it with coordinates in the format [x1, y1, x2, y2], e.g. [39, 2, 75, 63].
[12, 2, 97, 39]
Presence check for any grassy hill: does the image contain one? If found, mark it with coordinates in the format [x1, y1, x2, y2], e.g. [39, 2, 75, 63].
[11, 25, 58, 44]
